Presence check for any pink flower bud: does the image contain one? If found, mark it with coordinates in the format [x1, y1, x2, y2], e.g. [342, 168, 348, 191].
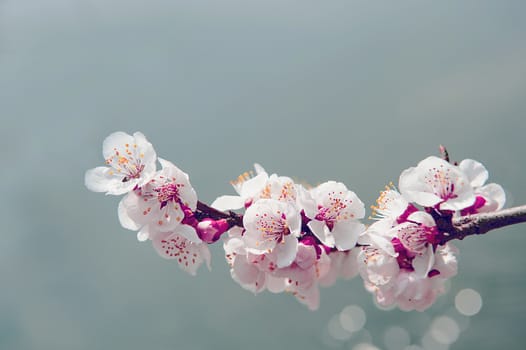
[196, 218, 229, 243]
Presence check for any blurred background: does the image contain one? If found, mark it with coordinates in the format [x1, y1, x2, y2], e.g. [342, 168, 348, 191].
[1, 1, 525, 349]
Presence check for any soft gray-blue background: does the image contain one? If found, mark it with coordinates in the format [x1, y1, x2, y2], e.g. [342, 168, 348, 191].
[1, 1, 525, 349]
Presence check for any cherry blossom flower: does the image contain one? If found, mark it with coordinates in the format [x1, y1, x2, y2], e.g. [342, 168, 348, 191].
[299, 181, 365, 250]
[211, 164, 269, 210]
[399, 156, 475, 211]
[273, 242, 331, 310]
[225, 227, 332, 310]
[85, 131, 157, 195]
[150, 226, 211, 276]
[243, 199, 301, 268]
[118, 158, 197, 241]
[378, 243, 458, 312]
[212, 164, 298, 210]
[224, 227, 282, 293]
[369, 185, 417, 225]
[459, 159, 506, 214]
[358, 212, 458, 311]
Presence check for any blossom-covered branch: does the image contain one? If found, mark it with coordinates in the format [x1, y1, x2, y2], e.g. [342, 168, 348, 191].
[85, 131, 522, 312]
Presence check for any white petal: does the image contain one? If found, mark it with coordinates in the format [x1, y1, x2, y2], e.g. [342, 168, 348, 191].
[137, 227, 150, 242]
[412, 245, 435, 277]
[240, 173, 268, 198]
[85, 167, 120, 194]
[399, 166, 443, 207]
[359, 227, 397, 256]
[440, 190, 475, 211]
[253, 163, 267, 175]
[211, 195, 244, 211]
[308, 220, 335, 247]
[118, 192, 143, 231]
[407, 211, 436, 227]
[296, 185, 317, 219]
[275, 235, 298, 268]
[459, 159, 488, 188]
[478, 183, 506, 211]
[102, 131, 134, 160]
[176, 224, 202, 244]
[331, 221, 364, 251]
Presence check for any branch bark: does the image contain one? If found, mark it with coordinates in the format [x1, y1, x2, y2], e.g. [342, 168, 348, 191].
[436, 205, 526, 245]
[195, 201, 243, 228]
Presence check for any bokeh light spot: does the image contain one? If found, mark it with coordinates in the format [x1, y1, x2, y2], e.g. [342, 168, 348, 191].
[339, 305, 366, 333]
[455, 288, 482, 316]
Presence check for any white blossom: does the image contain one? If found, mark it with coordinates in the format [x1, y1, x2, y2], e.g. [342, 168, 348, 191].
[85, 131, 157, 195]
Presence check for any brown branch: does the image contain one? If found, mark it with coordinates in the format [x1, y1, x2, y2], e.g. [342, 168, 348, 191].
[195, 201, 244, 228]
[435, 205, 526, 245]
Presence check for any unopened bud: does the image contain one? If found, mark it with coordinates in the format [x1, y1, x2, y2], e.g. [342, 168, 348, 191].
[197, 218, 229, 243]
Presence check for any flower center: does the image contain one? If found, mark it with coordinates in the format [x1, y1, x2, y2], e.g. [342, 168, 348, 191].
[315, 196, 348, 229]
[154, 183, 181, 209]
[425, 167, 459, 201]
[257, 213, 290, 243]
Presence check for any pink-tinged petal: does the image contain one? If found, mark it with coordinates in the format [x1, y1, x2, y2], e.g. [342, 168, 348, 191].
[459, 159, 488, 188]
[478, 183, 506, 212]
[412, 245, 435, 277]
[359, 247, 400, 286]
[340, 249, 360, 280]
[331, 221, 364, 251]
[319, 250, 358, 287]
[211, 195, 245, 211]
[308, 220, 335, 247]
[266, 275, 286, 293]
[294, 243, 317, 270]
[394, 273, 436, 311]
[433, 244, 458, 279]
[440, 190, 476, 211]
[118, 192, 144, 231]
[231, 257, 266, 293]
[293, 284, 320, 311]
[274, 235, 298, 268]
[152, 231, 207, 276]
[158, 158, 197, 210]
[198, 243, 212, 271]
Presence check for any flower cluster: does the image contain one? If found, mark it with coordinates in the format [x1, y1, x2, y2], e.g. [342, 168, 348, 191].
[86, 132, 508, 312]
[358, 156, 505, 311]
[214, 165, 365, 310]
[85, 132, 225, 275]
